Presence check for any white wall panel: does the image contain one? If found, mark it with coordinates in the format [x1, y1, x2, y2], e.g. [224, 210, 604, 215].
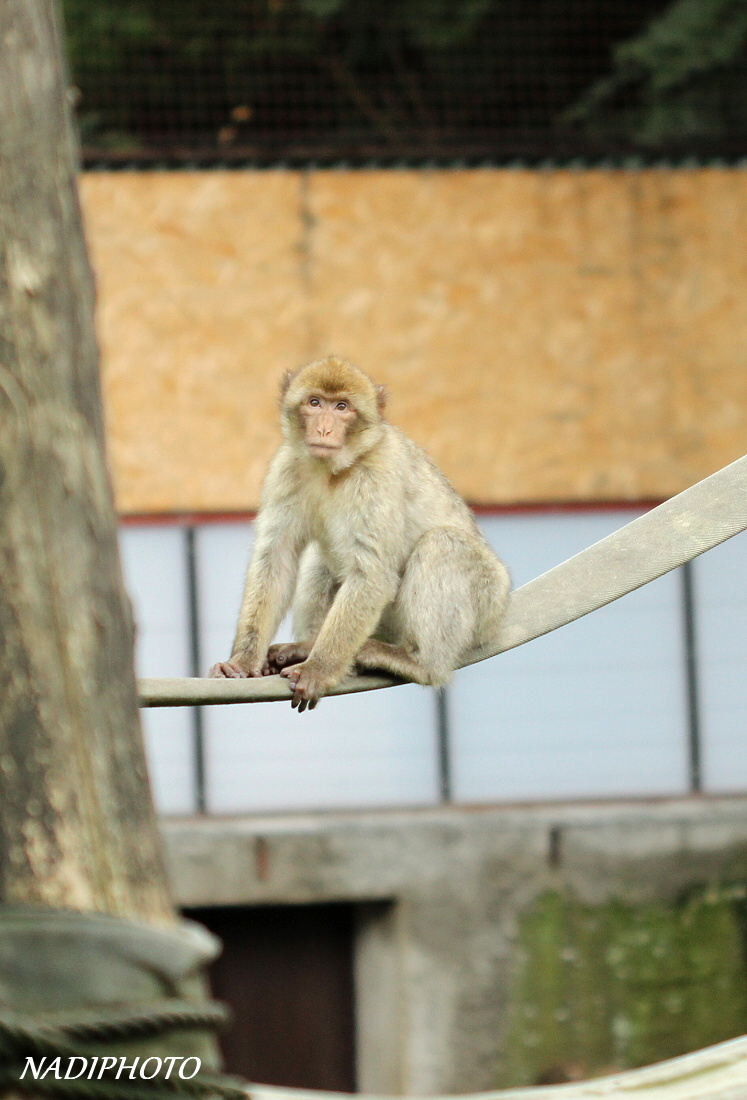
[692, 532, 747, 792]
[120, 509, 700, 816]
[119, 526, 196, 815]
[450, 513, 690, 803]
[195, 524, 440, 812]
[200, 686, 439, 813]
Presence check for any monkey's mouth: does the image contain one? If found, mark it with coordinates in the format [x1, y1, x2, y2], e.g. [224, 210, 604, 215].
[308, 443, 341, 454]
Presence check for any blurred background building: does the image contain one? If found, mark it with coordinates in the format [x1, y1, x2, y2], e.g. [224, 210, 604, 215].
[64, 0, 747, 1092]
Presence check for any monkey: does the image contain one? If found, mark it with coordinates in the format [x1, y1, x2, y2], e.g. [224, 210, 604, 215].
[209, 355, 510, 711]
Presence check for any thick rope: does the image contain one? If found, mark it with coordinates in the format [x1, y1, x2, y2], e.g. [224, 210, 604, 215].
[0, 1002, 247, 1100]
[13, 1003, 231, 1046]
[138, 455, 747, 707]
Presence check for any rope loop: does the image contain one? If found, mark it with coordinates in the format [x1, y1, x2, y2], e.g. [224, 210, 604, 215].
[0, 1002, 247, 1100]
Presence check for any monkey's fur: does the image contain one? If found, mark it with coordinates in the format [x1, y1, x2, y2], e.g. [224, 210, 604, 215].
[209, 356, 510, 710]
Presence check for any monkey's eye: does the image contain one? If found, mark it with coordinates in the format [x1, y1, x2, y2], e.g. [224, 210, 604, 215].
[309, 397, 321, 407]
[336, 401, 348, 411]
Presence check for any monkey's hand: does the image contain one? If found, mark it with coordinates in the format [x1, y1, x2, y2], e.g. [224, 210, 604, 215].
[262, 642, 312, 676]
[280, 659, 338, 712]
[208, 659, 264, 678]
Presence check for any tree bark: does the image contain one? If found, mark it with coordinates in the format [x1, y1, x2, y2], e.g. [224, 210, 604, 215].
[0, 0, 174, 924]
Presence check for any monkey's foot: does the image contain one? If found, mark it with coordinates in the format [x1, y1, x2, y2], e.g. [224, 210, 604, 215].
[280, 659, 336, 712]
[262, 642, 312, 676]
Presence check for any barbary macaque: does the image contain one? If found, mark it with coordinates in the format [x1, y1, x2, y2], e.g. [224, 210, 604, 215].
[209, 356, 510, 710]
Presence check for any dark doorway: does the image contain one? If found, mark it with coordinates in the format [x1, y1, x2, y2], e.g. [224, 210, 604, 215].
[186, 903, 356, 1091]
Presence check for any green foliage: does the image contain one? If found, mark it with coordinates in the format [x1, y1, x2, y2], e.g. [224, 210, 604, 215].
[566, 0, 747, 145]
[298, 0, 346, 18]
[620, 0, 747, 89]
[403, 0, 494, 50]
[60, 0, 530, 151]
[61, 0, 747, 154]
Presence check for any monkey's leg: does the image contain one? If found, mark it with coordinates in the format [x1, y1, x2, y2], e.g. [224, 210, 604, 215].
[355, 639, 431, 683]
[394, 528, 481, 685]
[263, 642, 312, 675]
[259, 547, 336, 677]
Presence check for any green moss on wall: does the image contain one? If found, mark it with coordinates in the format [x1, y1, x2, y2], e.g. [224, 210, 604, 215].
[501, 886, 747, 1087]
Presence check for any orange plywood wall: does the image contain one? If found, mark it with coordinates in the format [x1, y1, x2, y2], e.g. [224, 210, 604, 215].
[81, 169, 747, 513]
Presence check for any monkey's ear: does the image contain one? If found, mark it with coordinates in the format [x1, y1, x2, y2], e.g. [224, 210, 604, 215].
[280, 369, 296, 398]
[376, 384, 387, 414]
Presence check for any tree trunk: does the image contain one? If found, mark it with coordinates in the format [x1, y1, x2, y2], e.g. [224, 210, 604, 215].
[0, 0, 174, 925]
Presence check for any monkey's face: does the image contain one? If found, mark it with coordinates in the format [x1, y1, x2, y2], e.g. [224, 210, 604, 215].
[281, 358, 385, 469]
[300, 394, 358, 457]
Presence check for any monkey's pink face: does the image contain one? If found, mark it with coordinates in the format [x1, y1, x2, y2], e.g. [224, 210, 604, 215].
[300, 394, 358, 456]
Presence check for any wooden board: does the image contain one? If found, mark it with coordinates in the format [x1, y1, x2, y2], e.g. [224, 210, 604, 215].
[81, 169, 747, 512]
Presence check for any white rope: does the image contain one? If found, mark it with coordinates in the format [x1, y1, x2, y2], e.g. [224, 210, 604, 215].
[138, 455, 747, 708]
[246, 1032, 747, 1099]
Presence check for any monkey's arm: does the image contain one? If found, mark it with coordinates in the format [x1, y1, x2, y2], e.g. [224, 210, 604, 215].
[210, 459, 306, 678]
[262, 543, 333, 671]
[281, 558, 398, 709]
[228, 534, 302, 675]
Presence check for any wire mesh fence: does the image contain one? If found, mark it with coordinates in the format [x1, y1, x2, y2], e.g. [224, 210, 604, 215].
[63, 0, 747, 166]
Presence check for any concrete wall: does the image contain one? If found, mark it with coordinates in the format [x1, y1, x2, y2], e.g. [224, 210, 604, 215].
[163, 796, 747, 1093]
[81, 168, 747, 514]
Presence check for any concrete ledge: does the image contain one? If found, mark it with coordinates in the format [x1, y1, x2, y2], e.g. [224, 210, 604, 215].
[163, 797, 747, 1094]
